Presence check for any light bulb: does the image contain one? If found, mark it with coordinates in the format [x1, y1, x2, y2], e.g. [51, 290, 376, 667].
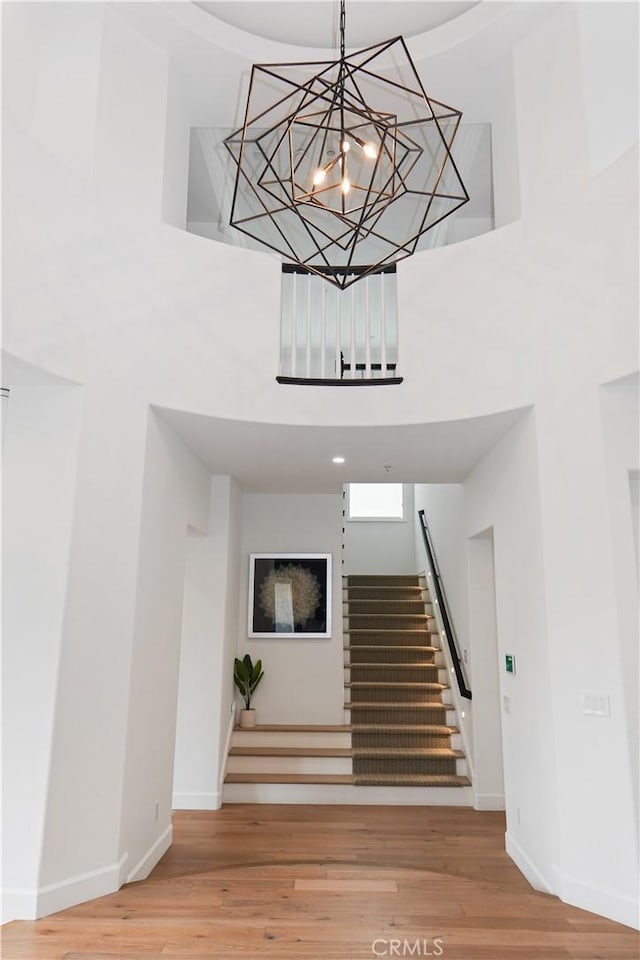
[341, 178, 351, 195]
[341, 140, 350, 153]
[313, 168, 326, 186]
[351, 135, 378, 159]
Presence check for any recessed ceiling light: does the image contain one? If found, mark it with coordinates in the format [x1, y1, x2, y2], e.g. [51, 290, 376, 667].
[332, 456, 345, 464]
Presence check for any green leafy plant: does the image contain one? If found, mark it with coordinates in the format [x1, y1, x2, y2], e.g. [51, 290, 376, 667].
[233, 654, 264, 710]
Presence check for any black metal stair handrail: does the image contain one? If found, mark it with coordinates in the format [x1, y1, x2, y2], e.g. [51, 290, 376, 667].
[418, 509, 472, 700]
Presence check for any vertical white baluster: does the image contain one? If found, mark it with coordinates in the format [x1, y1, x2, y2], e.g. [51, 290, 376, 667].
[320, 281, 326, 380]
[306, 272, 312, 379]
[281, 272, 291, 376]
[336, 286, 342, 379]
[349, 283, 356, 380]
[380, 272, 387, 378]
[364, 276, 371, 379]
[290, 272, 297, 377]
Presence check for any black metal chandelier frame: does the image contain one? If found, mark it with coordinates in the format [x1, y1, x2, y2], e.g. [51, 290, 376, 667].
[224, 1, 469, 290]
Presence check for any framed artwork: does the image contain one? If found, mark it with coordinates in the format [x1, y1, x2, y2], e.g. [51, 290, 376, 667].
[248, 554, 332, 638]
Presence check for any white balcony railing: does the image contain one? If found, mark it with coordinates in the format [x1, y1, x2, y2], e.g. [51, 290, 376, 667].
[278, 267, 399, 384]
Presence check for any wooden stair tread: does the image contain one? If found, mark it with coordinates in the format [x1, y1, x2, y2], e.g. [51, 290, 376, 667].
[234, 724, 350, 732]
[353, 774, 471, 787]
[229, 746, 351, 757]
[225, 773, 354, 784]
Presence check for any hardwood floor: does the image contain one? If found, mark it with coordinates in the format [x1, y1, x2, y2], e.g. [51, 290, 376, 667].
[3, 805, 638, 959]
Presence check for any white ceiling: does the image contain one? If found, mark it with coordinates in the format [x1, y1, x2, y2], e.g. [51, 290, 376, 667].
[194, 2, 479, 49]
[156, 404, 527, 492]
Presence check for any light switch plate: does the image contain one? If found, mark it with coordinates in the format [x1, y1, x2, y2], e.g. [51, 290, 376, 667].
[582, 693, 610, 717]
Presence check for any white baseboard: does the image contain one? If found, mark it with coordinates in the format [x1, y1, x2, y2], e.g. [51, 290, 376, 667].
[172, 791, 221, 810]
[125, 825, 173, 884]
[2, 856, 125, 922]
[473, 792, 505, 811]
[554, 864, 640, 930]
[505, 831, 553, 894]
[1, 889, 38, 923]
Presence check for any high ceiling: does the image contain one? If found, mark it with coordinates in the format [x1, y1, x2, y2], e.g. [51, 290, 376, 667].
[156, 405, 527, 492]
[194, 2, 479, 49]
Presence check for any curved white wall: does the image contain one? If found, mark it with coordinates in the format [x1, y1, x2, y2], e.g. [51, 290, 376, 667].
[2, 0, 638, 929]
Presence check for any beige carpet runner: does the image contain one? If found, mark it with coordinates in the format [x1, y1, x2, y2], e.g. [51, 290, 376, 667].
[345, 574, 470, 787]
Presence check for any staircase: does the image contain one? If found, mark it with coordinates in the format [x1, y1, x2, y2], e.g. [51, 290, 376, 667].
[222, 573, 471, 804]
[344, 574, 470, 788]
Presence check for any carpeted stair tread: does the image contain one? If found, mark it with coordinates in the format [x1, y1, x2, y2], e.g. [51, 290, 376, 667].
[346, 631, 434, 637]
[348, 666, 442, 682]
[352, 747, 464, 758]
[344, 643, 440, 666]
[345, 587, 426, 600]
[345, 701, 452, 710]
[347, 575, 421, 585]
[345, 682, 448, 690]
[347, 613, 429, 619]
[353, 773, 471, 787]
[346, 660, 439, 668]
[346, 600, 428, 612]
[351, 724, 459, 734]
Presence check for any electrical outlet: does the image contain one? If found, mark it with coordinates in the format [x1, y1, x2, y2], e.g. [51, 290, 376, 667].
[154, 801, 160, 822]
[516, 807, 521, 826]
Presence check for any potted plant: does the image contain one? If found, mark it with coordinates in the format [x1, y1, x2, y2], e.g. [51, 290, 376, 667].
[234, 654, 264, 728]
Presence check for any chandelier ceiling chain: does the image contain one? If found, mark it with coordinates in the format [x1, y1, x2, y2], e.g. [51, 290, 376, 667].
[224, 1, 469, 290]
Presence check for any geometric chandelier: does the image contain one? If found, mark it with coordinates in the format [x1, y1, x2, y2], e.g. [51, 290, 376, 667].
[224, 1, 469, 290]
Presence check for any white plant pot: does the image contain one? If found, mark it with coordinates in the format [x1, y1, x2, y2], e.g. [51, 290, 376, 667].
[239, 708, 256, 728]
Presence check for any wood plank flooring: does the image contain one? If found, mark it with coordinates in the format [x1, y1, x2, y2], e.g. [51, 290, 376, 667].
[3, 805, 638, 960]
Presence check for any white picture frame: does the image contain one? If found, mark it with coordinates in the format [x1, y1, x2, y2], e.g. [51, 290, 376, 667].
[248, 553, 332, 639]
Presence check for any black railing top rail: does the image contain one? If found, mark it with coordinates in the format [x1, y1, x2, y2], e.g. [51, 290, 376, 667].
[418, 509, 472, 700]
[282, 263, 397, 277]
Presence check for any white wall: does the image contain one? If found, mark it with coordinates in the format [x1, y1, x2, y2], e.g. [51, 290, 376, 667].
[35, 388, 149, 908]
[117, 411, 210, 883]
[1, 386, 83, 920]
[239, 493, 344, 724]
[578, 2, 639, 178]
[466, 530, 504, 811]
[463, 412, 557, 893]
[173, 529, 216, 808]
[343, 484, 415, 574]
[599, 382, 639, 829]
[173, 474, 242, 810]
